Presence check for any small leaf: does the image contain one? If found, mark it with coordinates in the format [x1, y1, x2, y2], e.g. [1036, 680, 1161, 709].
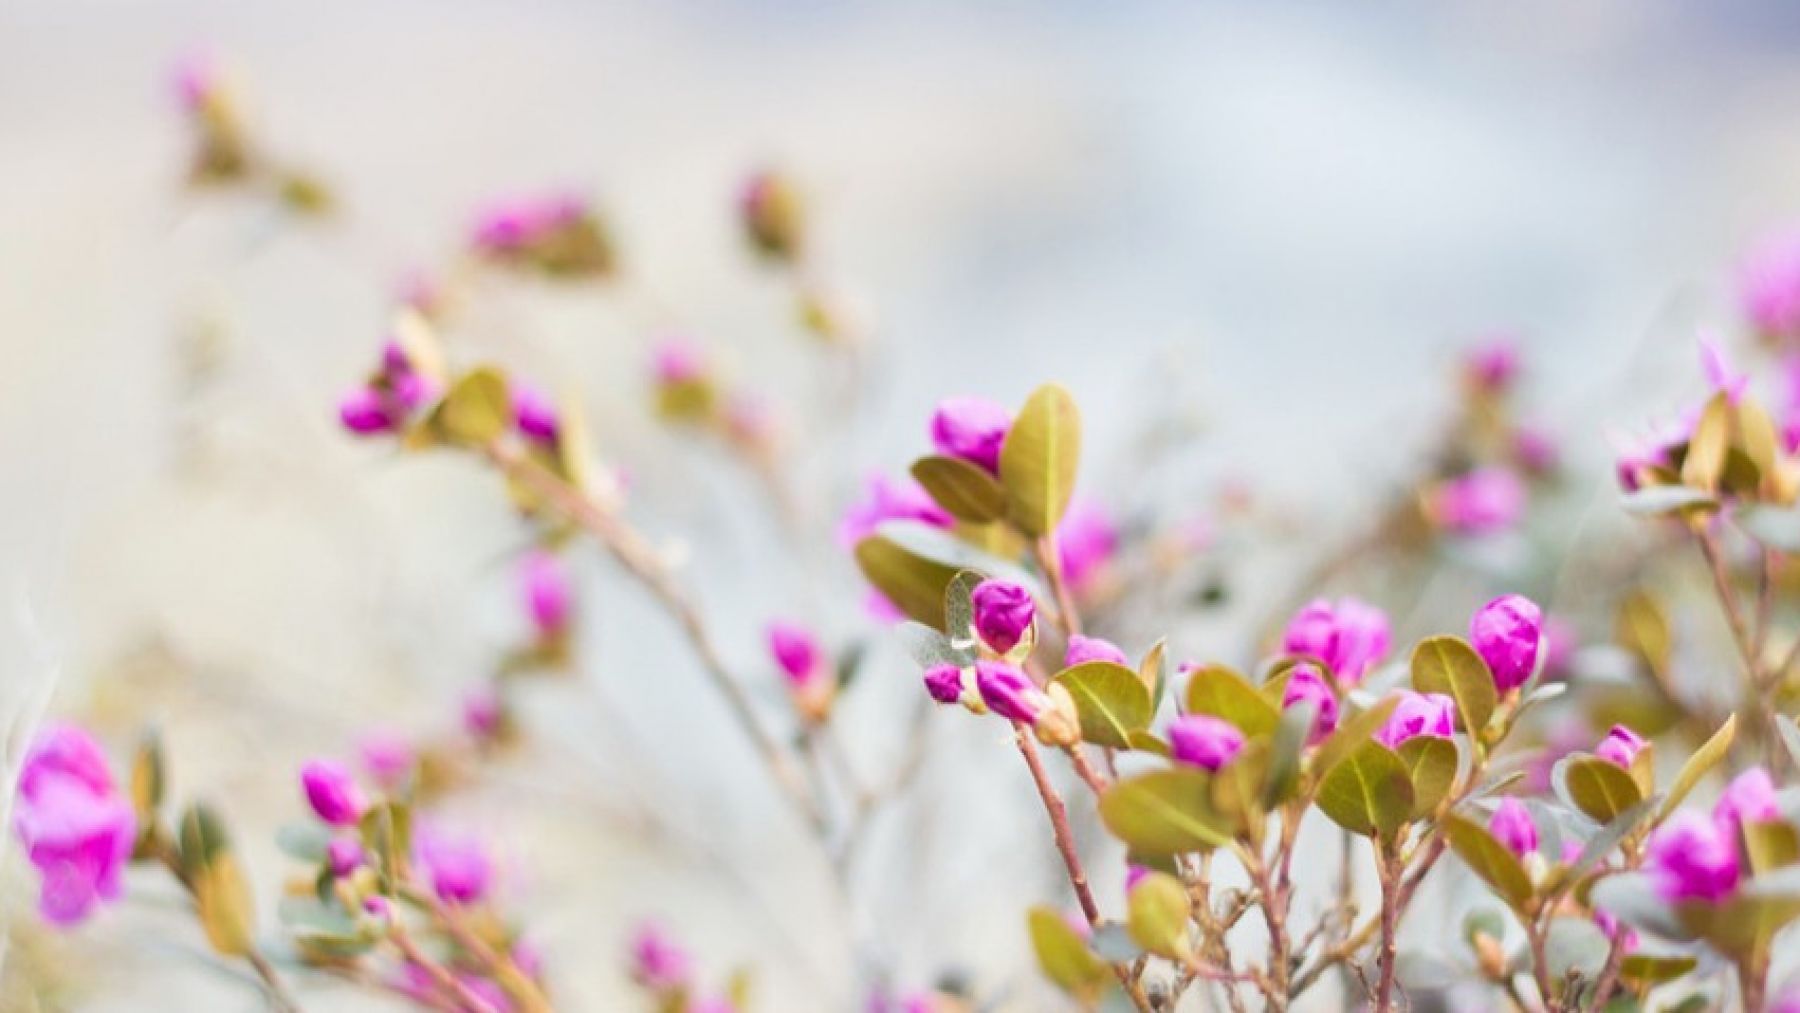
[895, 622, 968, 669]
[1311, 695, 1401, 778]
[943, 569, 984, 645]
[1184, 665, 1280, 737]
[1410, 636, 1497, 736]
[1089, 922, 1143, 963]
[1620, 486, 1718, 516]
[854, 536, 962, 629]
[1099, 769, 1233, 855]
[1138, 638, 1168, 708]
[1618, 954, 1698, 988]
[1127, 731, 1171, 757]
[911, 455, 1007, 524]
[1557, 756, 1644, 825]
[1209, 740, 1270, 836]
[1678, 889, 1800, 958]
[1744, 820, 1800, 874]
[1026, 906, 1107, 1001]
[1396, 737, 1458, 820]
[359, 802, 412, 891]
[1054, 661, 1153, 748]
[1680, 392, 1732, 492]
[130, 730, 164, 821]
[1126, 872, 1192, 960]
[999, 383, 1082, 536]
[1542, 917, 1610, 983]
[178, 804, 231, 880]
[195, 851, 257, 957]
[1614, 590, 1672, 674]
[1263, 701, 1313, 807]
[1658, 715, 1735, 821]
[438, 366, 510, 445]
[1314, 741, 1413, 838]
[1442, 814, 1534, 911]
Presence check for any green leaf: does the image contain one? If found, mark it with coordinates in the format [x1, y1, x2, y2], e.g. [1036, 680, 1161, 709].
[1543, 917, 1610, 983]
[359, 801, 412, 892]
[943, 569, 984, 646]
[1680, 393, 1732, 493]
[1126, 872, 1192, 960]
[438, 366, 510, 444]
[1617, 954, 1698, 988]
[1442, 813, 1534, 911]
[1026, 906, 1107, 1000]
[1658, 715, 1735, 822]
[854, 535, 962, 629]
[999, 383, 1082, 536]
[1311, 695, 1400, 778]
[1138, 638, 1168, 708]
[1127, 730, 1171, 757]
[1410, 636, 1497, 736]
[1209, 740, 1269, 837]
[1557, 756, 1644, 825]
[1263, 700, 1312, 807]
[1314, 741, 1413, 838]
[178, 803, 232, 879]
[1614, 591, 1672, 674]
[1054, 661, 1153, 748]
[911, 455, 1008, 524]
[1099, 769, 1233, 855]
[194, 852, 258, 957]
[1678, 890, 1800, 958]
[1396, 737, 1458, 820]
[1184, 665, 1280, 737]
[1744, 820, 1800, 875]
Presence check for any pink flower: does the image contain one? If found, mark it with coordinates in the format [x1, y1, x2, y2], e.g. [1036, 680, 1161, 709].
[1700, 332, 1749, 403]
[1464, 338, 1520, 393]
[1056, 500, 1119, 595]
[1280, 665, 1339, 745]
[1740, 230, 1800, 342]
[171, 52, 221, 112]
[1168, 715, 1246, 771]
[301, 759, 365, 827]
[327, 837, 365, 877]
[975, 661, 1048, 724]
[1281, 597, 1391, 685]
[1489, 798, 1538, 858]
[1513, 425, 1559, 475]
[652, 338, 706, 386]
[1594, 725, 1646, 770]
[11, 726, 135, 927]
[1429, 467, 1526, 536]
[767, 621, 824, 688]
[339, 386, 397, 435]
[1470, 594, 1543, 692]
[971, 580, 1035, 654]
[629, 920, 690, 991]
[922, 664, 964, 705]
[358, 730, 415, 789]
[839, 474, 954, 547]
[471, 193, 586, 254]
[463, 687, 503, 740]
[1064, 634, 1127, 668]
[1374, 691, 1455, 748]
[929, 396, 1012, 474]
[1713, 767, 1780, 837]
[512, 383, 559, 444]
[416, 826, 492, 904]
[1646, 810, 1739, 903]
[520, 551, 571, 641]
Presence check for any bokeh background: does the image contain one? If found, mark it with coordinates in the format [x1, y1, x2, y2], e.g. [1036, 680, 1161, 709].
[6, 2, 1800, 1009]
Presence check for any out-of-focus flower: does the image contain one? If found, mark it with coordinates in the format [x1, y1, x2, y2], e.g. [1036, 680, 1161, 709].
[629, 920, 690, 991]
[1125, 864, 1152, 893]
[971, 580, 1035, 654]
[339, 340, 438, 438]
[358, 730, 415, 790]
[1645, 810, 1739, 903]
[740, 169, 805, 261]
[1700, 332, 1749, 403]
[1463, 339, 1519, 394]
[327, 837, 364, 877]
[470, 192, 613, 279]
[768, 621, 823, 687]
[975, 661, 1047, 724]
[922, 664, 966, 705]
[1281, 597, 1391, 685]
[1592, 907, 1638, 954]
[1427, 467, 1526, 536]
[1741, 230, 1800, 343]
[1594, 725, 1646, 770]
[301, 759, 365, 827]
[11, 725, 136, 926]
[1374, 691, 1455, 748]
[1281, 665, 1339, 745]
[1540, 617, 1577, 680]
[463, 687, 503, 741]
[839, 474, 954, 547]
[1513, 424, 1559, 476]
[653, 338, 706, 386]
[929, 397, 1012, 474]
[1470, 594, 1543, 692]
[1489, 798, 1538, 858]
[512, 382, 560, 445]
[521, 550, 571, 642]
[1064, 634, 1127, 668]
[1714, 767, 1780, 836]
[1056, 499, 1119, 596]
[416, 826, 492, 905]
[1168, 715, 1246, 771]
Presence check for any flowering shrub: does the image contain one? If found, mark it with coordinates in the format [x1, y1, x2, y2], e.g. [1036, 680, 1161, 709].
[15, 55, 1800, 1013]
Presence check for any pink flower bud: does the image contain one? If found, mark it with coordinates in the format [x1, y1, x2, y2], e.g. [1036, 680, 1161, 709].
[463, 687, 502, 740]
[1489, 798, 1538, 858]
[358, 730, 415, 789]
[1464, 339, 1519, 393]
[929, 396, 1012, 474]
[415, 826, 492, 905]
[1513, 425, 1559, 476]
[1281, 665, 1339, 745]
[922, 664, 964, 705]
[339, 386, 396, 435]
[1429, 467, 1526, 536]
[971, 580, 1035, 654]
[839, 474, 954, 546]
[1713, 767, 1780, 836]
[1168, 715, 1246, 771]
[1594, 725, 1646, 770]
[975, 660, 1047, 724]
[1470, 594, 1543, 692]
[362, 895, 393, 921]
[301, 759, 365, 827]
[1742, 230, 1800, 342]
[1374, 691, 1455, 748]
[767, 621, 823, 687]
[512, 383, 559, 444]
[1646, 810, 1740, 903]
[1056, 499, 1119, 596]
[652, 339, 706, 386]
[12, 726, 135, 926]
[1281, 597, 1391, 685]
[1064, 634, 1128, 668]
[327, 837, 364, 877]
[520, 551, 571, 641]
[629, 920, 690, 991]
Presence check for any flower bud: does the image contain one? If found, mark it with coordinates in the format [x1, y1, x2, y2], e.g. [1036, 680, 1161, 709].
[1513, 425, 1559, 476]
[839, 474, 954, 547]
[1168, 715, 1246, 771]
[1470, 594, 1543, 692]
[1374, 691, 1455, 748]
[339, 386, 395, 435]
[971, 580, 1035, 655]
[1594, 725, 1646, 770]
[415, 826, 492, 904]
[1463, 339, 1519, 394]
[1646, 810, 1740, 903]
[767, 621, 823, 687]
[1281, 597, 1391, 685]
[1472, 930, 1508, 980]
[1428, 467, 1526, 536]
[1280, 665, 1339, 745]
[740, 169, 805, 261]
[1056, 499, 1119, 596]
[1064, 634, 1127, 668]
[1714, 766, 1780, 836]
[975, 660, 1047, 725]
[929, 397, 1012, 474]
[512, 382, 560, 444]
[12, 725, 135, 926]
[922, 664, 966, 705]
[301, 759, 365, 827]
[463, 687, 503, 741]
[1033, 683, 1082, 747]
[358, 730, 415, 789]
[1489, 798, 1538, 859]
[1740, 230, 1800, 343]
[327, 837, 365, 877]
[362, 894, 393, 922]
[629, 920, 690, 991]
[521, 550, 571, 641]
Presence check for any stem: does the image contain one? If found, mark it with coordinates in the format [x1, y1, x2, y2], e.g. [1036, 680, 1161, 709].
[389, 923, 500, 1013]
[1372, 841, 1401, 1013]
[1527, 919, 1557, 1013]
[485, 440, 823, 833]
[1247, 856, 1291, 1011]
[1698, 530, 1760, 684]
[408, 887, 551, 1013]
[148, 835, 304, 1013]
[1011, 726, 1153, 1013]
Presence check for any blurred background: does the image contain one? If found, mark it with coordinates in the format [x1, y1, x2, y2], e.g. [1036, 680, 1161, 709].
[5, 1, 1800, 1009]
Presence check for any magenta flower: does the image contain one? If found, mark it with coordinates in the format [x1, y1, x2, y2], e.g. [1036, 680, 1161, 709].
[1056, 499, 1119, 595]
[416, 826, 492, 904]
[1489, 798, 1538, 858]
[301, 759, 365, 827]
[327, 837, 365, 877]
[521, 550, 571, 641]
[11, 725, 135, 927]
[1464, 338, 1519, 393]
[767, 621, 824, 687]
[1646, 810, 1740, 903]
[975, 660, 1048, 724]
[1741, 230, 1800, 342]
[358, 730, 415, 789]
[339, 386, 396, 435]
[1713, 767, 1780, 836]
[922, 664, 965, 705]
[1374, 691, 1455, 748]
[1594, 725, 1646, 770]
[652, 338, 706, 386]
[629, 920, 690, 991]
[1513, 425, 1559, 476]
[839, 474, 954, 547]
[1700, 332, 1749, 403]
[1470, 594, 1543, 692]
[512, 382, 560, 444]
[971, 579, 1035, 654]
[1430, 467, 1526, 536]
[463, 686, 502, 740]
[1281, 597, 1391, 685]
[1064, 634, 1127, 668]
[1783, 355, 1800, 453]
[1281, 665, 1340, 745]
[929, 396, 1012, 474]
[1168, 715, 1246, 771]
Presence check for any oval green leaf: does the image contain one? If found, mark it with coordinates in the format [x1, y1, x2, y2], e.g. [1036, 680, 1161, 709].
[1314, 741, 1413, 839]
[1184, 664, 1280, 737]
[1026, 905, 1107, 1000]
[999, 383, 1081, 536]
[911, 455, 1008, 524]
[1053, 661, 1153, 748]
[1126, 872, 1192, 960]
[1442, 813, 1533, 911]
[438, 366, 510, 444]
[1410, 635, 1497, 736]
[1099, 768, 1233, 855]
[1396, 736, 1458, 820]
[854, 535, 962, 629]
[1657, 714, 1735, 821]
[1557, 756, 1644, 825]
